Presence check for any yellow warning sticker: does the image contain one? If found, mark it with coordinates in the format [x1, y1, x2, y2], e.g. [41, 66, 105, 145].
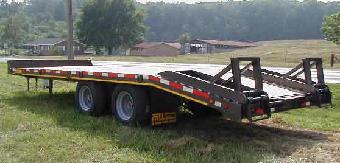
[152, 112, 177, 126]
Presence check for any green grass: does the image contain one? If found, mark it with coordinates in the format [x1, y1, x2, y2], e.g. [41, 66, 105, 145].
[272, 84, 340, 131]
[15, 39, 340, 68]
[0, 59, 339, 162]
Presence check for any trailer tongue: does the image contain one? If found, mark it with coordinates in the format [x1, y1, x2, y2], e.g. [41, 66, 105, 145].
[7, 57, 332, 125]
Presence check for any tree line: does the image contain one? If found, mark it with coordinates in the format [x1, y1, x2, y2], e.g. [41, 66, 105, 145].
[144, 0, 340, 41]
[0, 0, 339, 49]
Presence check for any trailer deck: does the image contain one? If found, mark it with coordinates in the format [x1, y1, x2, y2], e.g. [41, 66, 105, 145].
[15, 64, 304, 98]
[7, 57, 332, 125]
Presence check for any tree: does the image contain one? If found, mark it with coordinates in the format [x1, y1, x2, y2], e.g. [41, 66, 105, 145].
[77, 0, 145, 55]
[0, 1, 29, 48]
[178, 33, 191, 44]
[322, 12, 340, 45]
[2, 13, 29, 47]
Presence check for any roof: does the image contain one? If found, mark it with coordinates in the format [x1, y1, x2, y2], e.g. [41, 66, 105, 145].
[25, 38, 65, 46]
[165, 43, 181, 49]
[134, 42, 181, 50]
[194, 39, 257, 47]
[134, 42, 159, 49]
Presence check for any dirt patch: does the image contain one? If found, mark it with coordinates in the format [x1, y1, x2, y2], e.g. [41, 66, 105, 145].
[16, 123, 32, 132]
[252, 119, 340, 162]
[164, 136, 197, 149]
[272, 138, 340, 162]
[173, 114, 340, 162]
[197, 143, 215, 155]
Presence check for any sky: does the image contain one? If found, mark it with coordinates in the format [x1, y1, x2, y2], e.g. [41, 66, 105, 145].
[136, 0, 340, 3]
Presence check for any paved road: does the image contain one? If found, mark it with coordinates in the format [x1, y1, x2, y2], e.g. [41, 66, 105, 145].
[2, 57, 340, 83]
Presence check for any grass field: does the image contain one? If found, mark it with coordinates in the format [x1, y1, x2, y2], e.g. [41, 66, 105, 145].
[14, 39, 340, 69]
[0, 60, 339, 162]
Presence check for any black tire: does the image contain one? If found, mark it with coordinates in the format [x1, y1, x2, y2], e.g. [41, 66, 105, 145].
[111, 85, 149, 125]
[75, 81, 107, 116]
[186, 102, 222, 117]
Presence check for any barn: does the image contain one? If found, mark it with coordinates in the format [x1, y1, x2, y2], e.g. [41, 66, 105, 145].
[131, 42, 181, 56]
[184, 39, 257, 54]
[23, 38, 85, 56]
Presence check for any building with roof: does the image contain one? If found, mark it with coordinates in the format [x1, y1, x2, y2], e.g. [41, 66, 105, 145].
[131, 42, 181, 56]
[185, 39, 257, 54]
[23, 38, 85, 56]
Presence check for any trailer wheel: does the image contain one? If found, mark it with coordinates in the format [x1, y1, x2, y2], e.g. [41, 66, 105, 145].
[75, 82, 106, 116]
[111, 85, 148, 125]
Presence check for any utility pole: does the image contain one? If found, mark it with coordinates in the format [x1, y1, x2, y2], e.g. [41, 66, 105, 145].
[66, 0, 74, 60]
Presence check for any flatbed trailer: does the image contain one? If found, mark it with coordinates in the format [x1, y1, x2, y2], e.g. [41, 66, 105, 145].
[7, 57, 332, 126]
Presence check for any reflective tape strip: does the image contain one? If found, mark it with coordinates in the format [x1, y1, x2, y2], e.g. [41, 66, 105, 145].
[183, 86, 194, 93]
[118, 74, 124, 78]
[109, 73, 117, 78]
[270, 108, 276, 112]
[125, 74, 136, 79]
[101, 72, 109, 77]
[149, 76, 160, 82]
[94, 72, 101, 77]
[160, 79, 170, 85]
[61, 71, 68, 75]
[193, 89, 210, 100]
[214, 101, 222, 108]
[143, 75, 149, 80]
[169, 81, 183, 90]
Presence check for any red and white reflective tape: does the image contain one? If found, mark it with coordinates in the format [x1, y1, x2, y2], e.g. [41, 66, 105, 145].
[301, 101, 311, 107]
[143, 75, 149, 80]
[108, 72, 117, 78]
[118, 74, 125, 78]
[149, 75, 160, 82]
[193, 89, 210, 100]
[169, 81, 183, 90]
[88, 72, 94, 76]
[183, 86, 194, 93]
[147, 75, 211, 100]
[124, 74, 137, 79]
[21, 69, 213, 103]
[214, 101, 222, 108]
[101, 72, 109, 77]
[160, 79, 170, 85]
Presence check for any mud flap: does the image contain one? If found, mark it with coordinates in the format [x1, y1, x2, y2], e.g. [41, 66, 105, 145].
[149, 88, 181, 126]
[220, 103, 243, 121]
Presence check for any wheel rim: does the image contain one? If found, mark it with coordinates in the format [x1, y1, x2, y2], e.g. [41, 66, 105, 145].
[116, 91, 134, 121]
[79, 86, 93, 112]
